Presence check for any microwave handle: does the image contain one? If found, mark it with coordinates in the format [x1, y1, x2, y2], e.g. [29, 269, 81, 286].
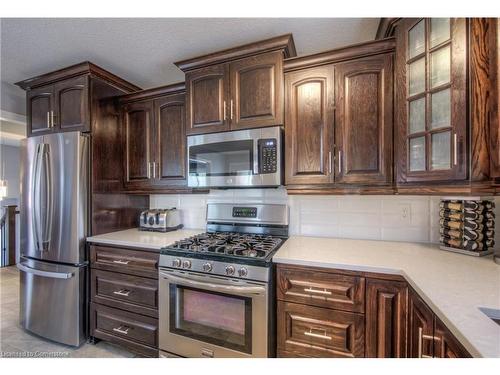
[253, 139, 260, 175]
[160, 271, 266, 296]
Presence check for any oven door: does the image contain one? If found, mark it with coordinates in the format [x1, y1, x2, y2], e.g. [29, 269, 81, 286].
[187, 126, 282, 188]
[159, 269, 268, 358]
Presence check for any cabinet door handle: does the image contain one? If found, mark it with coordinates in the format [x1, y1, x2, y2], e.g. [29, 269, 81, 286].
[230, 99, 234, 120]
[112, 259, 130, 265]
[112, 326, 130, 335]
[304, 328, 332, 340]
[223, 100, 227, 120]
[338, 151, 342, 174]
[304, 287, 332, 295]
[152, 161, 156, 179]
[50, 110, 55, 127]
[418, 327, 434, 358]
[453, 133, 458, 166]
[113, 289, 131, 297]
[328, 151, 332, 174]
[47, 112, 50, 128]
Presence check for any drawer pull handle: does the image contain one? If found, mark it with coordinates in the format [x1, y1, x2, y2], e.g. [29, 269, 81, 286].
[113, 326, 130, 335]
[112, 260, 130, 265]
[304, 329, 332, 341]
[113, 289, 131, 297]
[304, 287, 332, 295]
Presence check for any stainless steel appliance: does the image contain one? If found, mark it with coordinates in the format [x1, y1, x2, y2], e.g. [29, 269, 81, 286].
[139, 208, 183, 232]
[158, 203, 288, 358]
[18, 132, 89, 346]
[187, 126, 283, 188]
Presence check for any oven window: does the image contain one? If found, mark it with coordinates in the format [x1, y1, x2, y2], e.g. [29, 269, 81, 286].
[170, 285, 252, 354]
[189, 140, 254, 176]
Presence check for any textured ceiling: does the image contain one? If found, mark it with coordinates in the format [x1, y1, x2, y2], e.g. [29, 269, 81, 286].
[0, 18, 379, 113]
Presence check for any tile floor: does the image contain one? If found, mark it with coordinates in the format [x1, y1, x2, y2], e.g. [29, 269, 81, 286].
[0, 266, 135, 358]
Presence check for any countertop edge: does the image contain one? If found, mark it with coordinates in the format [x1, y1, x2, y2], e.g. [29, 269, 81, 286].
[273, 257, 485, 358]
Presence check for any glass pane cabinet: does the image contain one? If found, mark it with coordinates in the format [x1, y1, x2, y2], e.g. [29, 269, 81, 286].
[396, 18, 467, 183]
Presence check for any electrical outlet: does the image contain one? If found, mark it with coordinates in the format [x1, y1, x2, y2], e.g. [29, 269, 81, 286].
[400, 203, 411, 222]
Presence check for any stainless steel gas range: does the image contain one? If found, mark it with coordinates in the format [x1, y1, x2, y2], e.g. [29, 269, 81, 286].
[158, 203, 289, 358]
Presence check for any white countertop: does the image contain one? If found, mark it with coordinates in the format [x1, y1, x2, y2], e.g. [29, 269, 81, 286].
[86, 228, 203, 250]
[273, 236, 500, 358]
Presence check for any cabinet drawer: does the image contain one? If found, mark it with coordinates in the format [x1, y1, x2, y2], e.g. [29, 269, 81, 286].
[90, 303, 158, 349]
[277, 266, 365, 313]
[91, 269, 158, 318]
[277, 301, 365, 358]
[90, 245, 159, 279]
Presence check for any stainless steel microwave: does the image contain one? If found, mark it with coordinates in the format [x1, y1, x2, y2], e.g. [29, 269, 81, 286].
[187, 126, 283, 188]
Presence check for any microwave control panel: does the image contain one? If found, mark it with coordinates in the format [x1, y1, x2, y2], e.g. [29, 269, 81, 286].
[258, 138, 277, 174]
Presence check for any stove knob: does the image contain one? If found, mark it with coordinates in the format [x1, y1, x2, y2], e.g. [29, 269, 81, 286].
[202, 262, 213, 272]
[225, 265, 235, 276]
[182, 260, 192, 269]
[238, 267, 248, 277]
[172, 259, 181, 268]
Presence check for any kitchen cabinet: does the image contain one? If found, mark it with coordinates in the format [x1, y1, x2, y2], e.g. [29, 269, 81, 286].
[284, 65, 335, 185]
[277, 263, 471, 358]
[120, 83, 189, 191]
[408, 288, 471, 358]
[335, 53, 393, 185]
[27, 85, 54, 135]
[89, 244, 159, 357]
[365, 279, 408, 358]
[395, 18, 467, 184]
[283, 39, 395, 192]
[177, 34, 296, 135]
[489, 18, 500, 180]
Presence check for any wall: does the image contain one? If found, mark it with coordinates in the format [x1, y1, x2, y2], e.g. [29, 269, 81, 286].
[0, 143, 21, 205]
[151, 189, 500, 245]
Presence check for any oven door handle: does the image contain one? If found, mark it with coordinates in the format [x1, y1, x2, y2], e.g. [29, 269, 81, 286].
[160, 272, 266, 296]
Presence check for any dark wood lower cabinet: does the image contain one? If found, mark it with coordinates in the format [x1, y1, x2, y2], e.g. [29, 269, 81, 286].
[277, 301, 365, 358]
[277, 264, 471, 358]
[365, 279, 408, 357]
[89, 244, 159, 357]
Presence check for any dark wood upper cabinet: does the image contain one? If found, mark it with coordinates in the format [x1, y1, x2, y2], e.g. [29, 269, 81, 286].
[335, 53, 393, 185]
[185, 64, 230, 135]
[154, 94, 186, 184]
[395, 18, 467, 184]
[408, 289, 435, 358]
[177, 34, 296, 135]
[489, 18, 500, 180]
[17, 62, 140, 138]
[54, 75, 88, 131]
[230, 51, 283, 130]
[365, 278, 407, 358]
[284, 65, 335, 185]
[119, 83, 190, 191]
[122, 101, 154, 189]
[27, 86, 54, 136]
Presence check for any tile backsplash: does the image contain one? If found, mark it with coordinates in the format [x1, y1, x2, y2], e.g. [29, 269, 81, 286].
[150, 188, 500, 245]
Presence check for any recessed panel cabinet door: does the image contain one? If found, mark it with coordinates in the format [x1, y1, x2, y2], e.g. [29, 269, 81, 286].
[154, 94, 187, 186]
[54, 75, 89, 132]
[365, 279, 408, 358]
[285, 66, 335, 185]
[335, 54, 393, 185]
[408, 289, 434, 358]
[230, 51, 283, 130]
[434, 318, 471, 358]
[27, 86, 54, 136]
[185, 64, 229, 135]
[123, 101, 154, 188]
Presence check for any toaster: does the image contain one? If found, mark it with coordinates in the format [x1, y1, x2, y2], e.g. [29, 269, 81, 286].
[139, 208, 183, 232]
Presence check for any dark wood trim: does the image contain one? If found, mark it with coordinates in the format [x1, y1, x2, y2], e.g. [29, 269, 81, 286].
[286, 185, 396, 195]
[376, 18, 401, 39]
[395, 181, 497, 195]
[175, 34, 296, 71]
[283, 38, 396, 72]
[118, 82, 186, 104]
[15, 61, 141, 92]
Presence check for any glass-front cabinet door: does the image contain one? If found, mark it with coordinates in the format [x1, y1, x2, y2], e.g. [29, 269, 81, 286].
[396, 18, 467, 183]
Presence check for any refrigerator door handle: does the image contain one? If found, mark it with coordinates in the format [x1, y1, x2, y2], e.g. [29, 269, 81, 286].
[17, 262, 74, 279]
[32, 143, 43, 251]
[40, 144, 53, 248]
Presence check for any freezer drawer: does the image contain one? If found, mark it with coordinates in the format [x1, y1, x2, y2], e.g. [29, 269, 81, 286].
[18, 258, 87, 346]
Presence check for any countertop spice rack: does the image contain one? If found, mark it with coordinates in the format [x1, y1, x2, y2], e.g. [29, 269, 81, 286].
[439, 196, 495, 257]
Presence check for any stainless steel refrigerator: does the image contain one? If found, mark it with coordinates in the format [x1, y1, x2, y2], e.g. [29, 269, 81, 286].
[18, 131, 89, 346]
